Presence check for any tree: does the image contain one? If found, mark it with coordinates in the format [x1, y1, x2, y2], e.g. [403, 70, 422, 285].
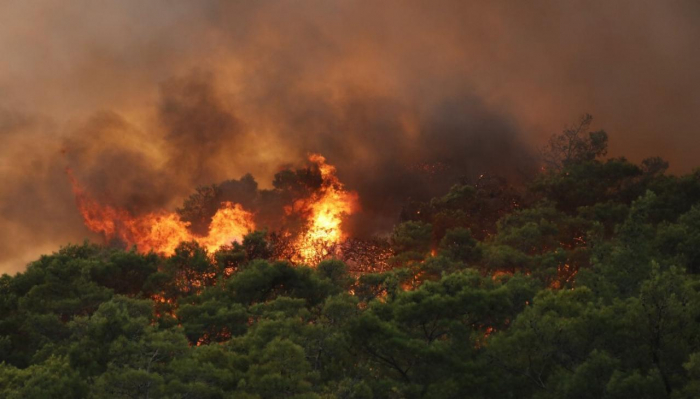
[438, 227, 480, 264]
[541, 114, 608, 171]
[390, 221, 433, 265]
[0, 356, 87, 399]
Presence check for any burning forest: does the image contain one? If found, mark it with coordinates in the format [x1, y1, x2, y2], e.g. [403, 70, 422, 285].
[1, 117, 696, 398]
[3, 1, 700, 398]
[67, 153, 359, 265]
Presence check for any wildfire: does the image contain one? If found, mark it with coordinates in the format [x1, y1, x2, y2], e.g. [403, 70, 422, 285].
[293, 154, 359, 264]
[67, 154, 357, 262]
[67, 169, 255, 255]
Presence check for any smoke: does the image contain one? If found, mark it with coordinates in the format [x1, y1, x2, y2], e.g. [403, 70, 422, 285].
[1, 0, 699, 273]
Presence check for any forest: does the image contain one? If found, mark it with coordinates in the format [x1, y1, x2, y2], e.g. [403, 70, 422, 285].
[3, 117, 700, 398]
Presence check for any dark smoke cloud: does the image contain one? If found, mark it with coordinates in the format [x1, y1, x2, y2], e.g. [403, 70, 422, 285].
[263, 89, 534, 236]
[1, 0, 700, 273]
[62, 112, 172, 214]
[160, 71, 246, 185]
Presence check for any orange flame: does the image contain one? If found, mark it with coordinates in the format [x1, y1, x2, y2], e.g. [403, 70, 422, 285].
[67, 169, 255, 255]
[293, 154, 359, 264]
[67, 154, 356, 262]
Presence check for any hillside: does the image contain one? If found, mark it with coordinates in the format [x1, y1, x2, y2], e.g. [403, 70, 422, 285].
[3, 124, 700, 398]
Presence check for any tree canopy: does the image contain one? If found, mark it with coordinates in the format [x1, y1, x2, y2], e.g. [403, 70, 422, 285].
[3, 116, 700, 398]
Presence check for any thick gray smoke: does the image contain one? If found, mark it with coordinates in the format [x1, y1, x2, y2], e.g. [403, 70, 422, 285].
[1, 0, 699, 273]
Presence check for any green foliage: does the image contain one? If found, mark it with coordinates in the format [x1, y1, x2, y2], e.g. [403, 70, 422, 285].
[390, 221, 433, 257]
[438, 227, 480, 263]
[6, 126, 700, 397]
[541, 114, 608, 170]
[0, 356, 87, 398]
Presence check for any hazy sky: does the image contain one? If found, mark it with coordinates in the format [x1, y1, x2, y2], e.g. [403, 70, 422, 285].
[1, 0, 699, 274]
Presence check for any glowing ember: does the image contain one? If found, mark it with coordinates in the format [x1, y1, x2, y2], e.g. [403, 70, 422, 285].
[67, 169, 255, 255]
[293, 154, 359, 264]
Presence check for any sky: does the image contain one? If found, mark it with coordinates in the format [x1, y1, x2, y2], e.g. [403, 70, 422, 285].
[1, 0, 699, 274]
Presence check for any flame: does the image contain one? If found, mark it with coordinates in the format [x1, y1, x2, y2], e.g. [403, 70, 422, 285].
[293, 154, 359, 264]
[67, 154, 356, 262]
[200, 202, 257, 251]
[67, 169, 255, 255]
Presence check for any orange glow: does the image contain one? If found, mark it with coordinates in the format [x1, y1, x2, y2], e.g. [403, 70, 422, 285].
[293, 154, 359, 265]
[67, 169, 255, 255]
[550, 263, 578, 289]
[67, 154, 357, 263]
[200, 202, 257, 252]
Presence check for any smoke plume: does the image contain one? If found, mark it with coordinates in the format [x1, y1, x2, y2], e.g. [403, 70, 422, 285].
[1, 0, 699, 273]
